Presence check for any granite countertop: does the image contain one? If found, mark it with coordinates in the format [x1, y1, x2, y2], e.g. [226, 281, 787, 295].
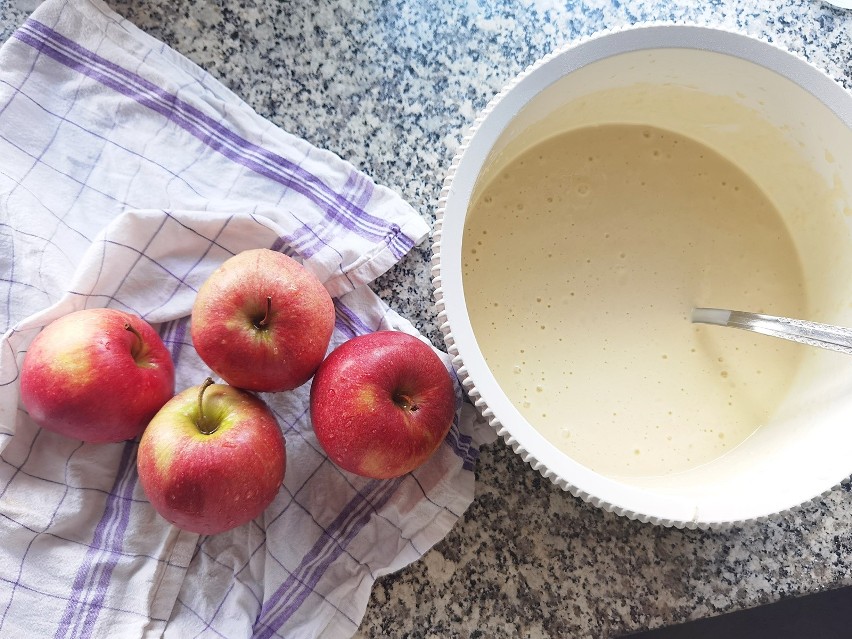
[3, 0, 852, 637]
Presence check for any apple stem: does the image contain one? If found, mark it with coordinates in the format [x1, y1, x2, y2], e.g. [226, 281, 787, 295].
[256, 296, 273, 328]
[197, 377, 219, 435]
[124, 322, 143, 357]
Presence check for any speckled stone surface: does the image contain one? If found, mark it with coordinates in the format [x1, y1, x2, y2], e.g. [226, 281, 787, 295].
[4, 0, 852, 636]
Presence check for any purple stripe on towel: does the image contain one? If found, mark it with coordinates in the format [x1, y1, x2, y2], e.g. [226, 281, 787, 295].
[54, 441, 137, 639]
[75, 448, 139, 639]
[333, 300, 376, 339]
[254, 478, 403, 637]
[15, 21, 394, 243]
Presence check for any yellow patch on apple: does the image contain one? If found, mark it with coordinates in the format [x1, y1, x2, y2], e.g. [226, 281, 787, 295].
[355, 386, 380, 412]
[152, 432, 177, 477]
[52, 352, 95, 387]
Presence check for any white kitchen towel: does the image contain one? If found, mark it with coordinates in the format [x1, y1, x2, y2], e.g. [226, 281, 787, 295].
[0, 1, 494, 637]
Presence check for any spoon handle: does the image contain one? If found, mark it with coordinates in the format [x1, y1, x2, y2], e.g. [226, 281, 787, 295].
[691, 307, 852, 356]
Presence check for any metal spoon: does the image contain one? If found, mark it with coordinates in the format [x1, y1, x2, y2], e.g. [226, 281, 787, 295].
[691, 308, 852, 355]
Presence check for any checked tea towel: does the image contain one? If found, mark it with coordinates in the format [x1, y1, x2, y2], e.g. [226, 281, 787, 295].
[0, 0, 494, 637]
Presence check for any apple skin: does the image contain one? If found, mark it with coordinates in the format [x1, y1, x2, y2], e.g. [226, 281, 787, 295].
[191, 248, 335, 392]
[309, 331, 456, 479]
[137, 380, 286, 535]
[20, 308, 175, 443]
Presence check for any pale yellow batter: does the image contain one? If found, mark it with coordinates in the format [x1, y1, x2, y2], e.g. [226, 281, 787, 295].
[463, 124, 807, 477]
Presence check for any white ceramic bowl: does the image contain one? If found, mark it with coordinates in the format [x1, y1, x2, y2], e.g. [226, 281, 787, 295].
[432, 24, 852, 528]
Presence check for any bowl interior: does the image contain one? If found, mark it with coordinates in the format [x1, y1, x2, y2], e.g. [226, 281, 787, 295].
[436, 25, 852, 526]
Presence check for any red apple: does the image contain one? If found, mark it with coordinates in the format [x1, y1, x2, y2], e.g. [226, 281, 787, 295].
[191, 248, 335, 392]
[20, 308, 175, 443]
[137, 379, 286, 535]
[309, 331, 456, 479]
